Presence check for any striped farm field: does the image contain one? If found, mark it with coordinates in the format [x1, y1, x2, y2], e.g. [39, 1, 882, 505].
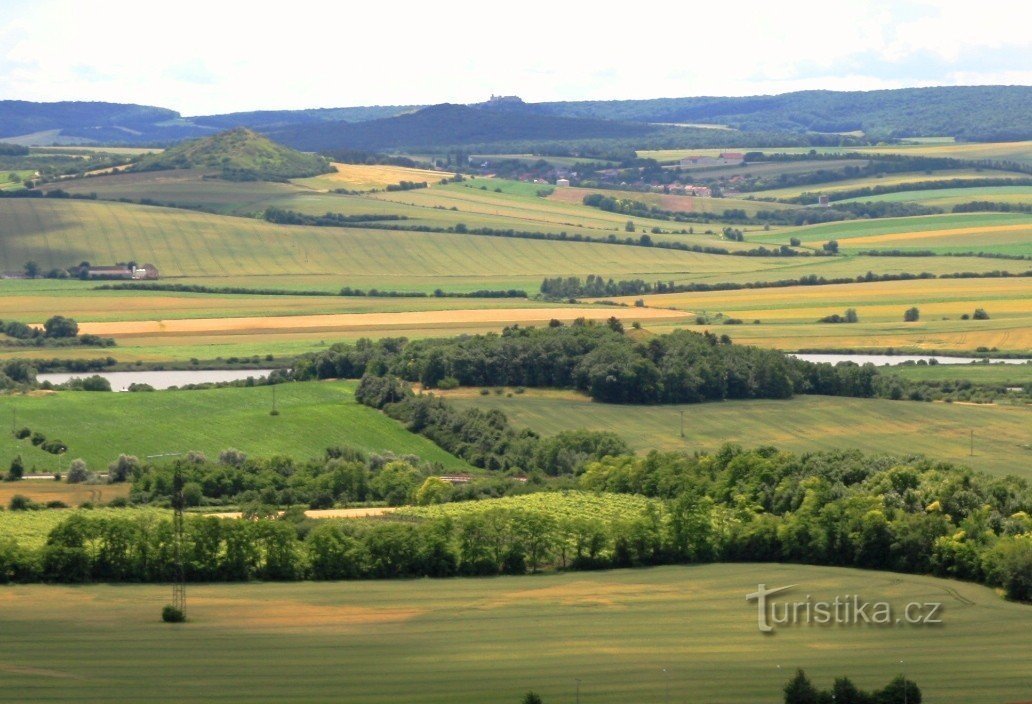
[837, 184, 1032, 207]
[0, 198, 761, 286]
[291, 162, 450, 191]
[640, 140, 1032, 167]
[72, 306, 693, 340]
[1, 563, 1027, 703]
[747, 169, 1028, 200]
[547, 185, 796, 216]
[608, 276, 1032, 352]
[754, 212, 1032, 255]
[445, 390, 1032, 478]
[42, 169, 301, 213]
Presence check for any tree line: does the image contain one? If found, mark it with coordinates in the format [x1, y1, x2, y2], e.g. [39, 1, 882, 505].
[2, 445, 1027, 603]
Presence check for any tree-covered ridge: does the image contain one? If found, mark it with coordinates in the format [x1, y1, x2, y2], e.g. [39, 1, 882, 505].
[132, 128, 331, 180]
[532, 86, 1032, 141]
[264, 104, 657, 152]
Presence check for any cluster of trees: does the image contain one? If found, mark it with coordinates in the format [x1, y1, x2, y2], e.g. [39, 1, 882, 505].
[97, 281, 526, 300]
[0, 315, 113, 348]
[262, 206, 408, 226]
[356, 375, 629, 473]
[818, 308, 859, 323]
[298, 324, 892, 405]
[783, 670, 920, 704]
[2, 446, 1027, 602]
[384, 180, 428, 192]
[131, 447, 531, 509]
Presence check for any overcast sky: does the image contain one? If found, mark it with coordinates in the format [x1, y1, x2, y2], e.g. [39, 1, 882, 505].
[1, 0, 1029, 115]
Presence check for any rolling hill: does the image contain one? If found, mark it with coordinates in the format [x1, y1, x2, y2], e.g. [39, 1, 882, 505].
[131, 128, 331, 179]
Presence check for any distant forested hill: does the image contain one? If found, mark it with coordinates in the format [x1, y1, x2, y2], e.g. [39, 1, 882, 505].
[2, 86, 1028, 147]
[530, 86, 1032, 140]
[264, 104, 658, 151]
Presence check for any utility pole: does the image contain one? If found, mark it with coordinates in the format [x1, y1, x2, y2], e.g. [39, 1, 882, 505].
[679, 410, 684, 438]
[171, 462, 186, 617]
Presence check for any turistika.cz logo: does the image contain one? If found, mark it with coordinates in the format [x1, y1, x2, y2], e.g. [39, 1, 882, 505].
[745, 584, 943, 633]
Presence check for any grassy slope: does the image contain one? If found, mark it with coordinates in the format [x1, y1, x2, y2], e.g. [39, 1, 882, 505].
[445, 390, 1032, 479]
[754, 212, 1032, 256]
[0, 381, 469, 473]
[837, 184, 1032, 207]
[889, 362, 1032, 386]
[0, 564, 1027, 703]
[747, 169, 1027, 200]
[0, 199, 764, 285]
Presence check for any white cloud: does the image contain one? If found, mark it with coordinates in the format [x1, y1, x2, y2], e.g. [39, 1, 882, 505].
[0, 0, 1027, 114]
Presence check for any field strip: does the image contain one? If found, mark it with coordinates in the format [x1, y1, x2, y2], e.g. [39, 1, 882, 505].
[75, 307, 693, 337]
[206, 507, 398, 519]
[842, 223, 1029, 245]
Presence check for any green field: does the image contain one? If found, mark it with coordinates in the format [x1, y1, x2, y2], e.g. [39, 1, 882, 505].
[755, 212, 1032, 256]
[445, 390, 1032, 478]
[838, 184, 1032, 208]
[0, 380, 469, 473]
[0, 564, 1027, 703]
[890, 362, 1032, 386]
[0, 198, 768, 287]
[746, 169, 1027, 200]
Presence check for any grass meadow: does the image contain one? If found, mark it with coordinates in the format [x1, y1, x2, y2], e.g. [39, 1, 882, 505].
[0, 381, 469, 474]
[444, 390, 1032, 478]
[0, 564, 1027, 703]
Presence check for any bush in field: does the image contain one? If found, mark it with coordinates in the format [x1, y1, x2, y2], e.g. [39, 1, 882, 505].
[972, 308, 990, 320]
[107, 454, 139, 483]
[66, 458, 90, 484]
[43, 315, 79, 338]
[903, 306, 921, 322]
[7, 456, 25, 481]
[218, 448, 247, 468]
[14, 427, 31, 440]
[162, 605, 186, 623]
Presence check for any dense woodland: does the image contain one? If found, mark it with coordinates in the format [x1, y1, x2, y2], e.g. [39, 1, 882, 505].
[2, 446, 1027, 603]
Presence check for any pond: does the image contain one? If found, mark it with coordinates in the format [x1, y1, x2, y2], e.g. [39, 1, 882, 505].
[38, 369, 278, 391]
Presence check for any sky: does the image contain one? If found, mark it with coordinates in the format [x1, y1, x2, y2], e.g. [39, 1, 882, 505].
[0, 0, 1029, 116]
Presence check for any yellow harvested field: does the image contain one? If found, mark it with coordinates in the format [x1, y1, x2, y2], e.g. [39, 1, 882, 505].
[841, 223, 1030, 246]
[0, 480, 130, 506]
[75, 306, 693, 338]
[293, 163, 448, 191]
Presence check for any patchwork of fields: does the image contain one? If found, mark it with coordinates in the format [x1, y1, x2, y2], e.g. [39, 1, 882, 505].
[0, 564, 1027, 703]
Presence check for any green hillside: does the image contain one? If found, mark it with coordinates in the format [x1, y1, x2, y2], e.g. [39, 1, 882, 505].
[0, 380, 470, 473]
[132, 128, 330, 180]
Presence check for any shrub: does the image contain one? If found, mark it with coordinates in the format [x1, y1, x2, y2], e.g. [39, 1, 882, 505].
[9, 495, 36, 511]
[43, 315, 79, 338]
[436, 376, 460, 390]
[30, 431, 45, 446]
[903, 306, 920, 322]
[972, 308, 990, 320]
[6, 456, 24, 481]
[66, 459, 90, 484]
[45, 500, 69, 509]
[162, 605, 186, 623]
[41, 439, 67, 455]
[107, 454, 139, 482]
[14, 427, 31, 440]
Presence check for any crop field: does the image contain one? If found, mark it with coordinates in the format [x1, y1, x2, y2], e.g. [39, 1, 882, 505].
[747, 169, 1027, 200]
[444, 390, 1032, 478]
[0, 478, 130, 507]
[889, 361, 1032, 386]
[43, 169, 301, 213]
[0, 381, 469, 474]
[837, 184, 1032, 207]
[754, 212, 1032, 255]
[0, 199, 758, 286]
[0, 281, 574, 324]
[547, 185, 796, 217]
[0, 563, 1027, 703]
[639, 140, 1032, 167]
[614, 277, 1032, 352]
[291, 162, 450, 191]
[397, 490, 659, 523]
